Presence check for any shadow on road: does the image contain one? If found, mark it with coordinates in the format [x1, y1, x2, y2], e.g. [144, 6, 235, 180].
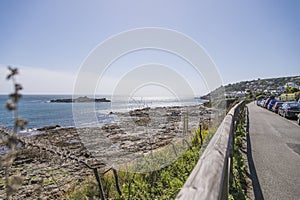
[245, 106, 264, 200]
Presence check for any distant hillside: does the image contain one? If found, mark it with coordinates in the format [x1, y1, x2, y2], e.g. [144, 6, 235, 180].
[224, 75, 300, 93]
[200, 75, 300, 100]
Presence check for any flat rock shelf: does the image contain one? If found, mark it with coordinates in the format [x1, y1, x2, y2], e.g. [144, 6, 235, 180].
[0, 104, 213, 199]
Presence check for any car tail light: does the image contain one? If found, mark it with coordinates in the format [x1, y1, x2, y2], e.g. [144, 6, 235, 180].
[287, 107, 291, 111]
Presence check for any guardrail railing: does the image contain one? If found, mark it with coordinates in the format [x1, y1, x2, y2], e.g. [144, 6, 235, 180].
[176, 100, 245, 200]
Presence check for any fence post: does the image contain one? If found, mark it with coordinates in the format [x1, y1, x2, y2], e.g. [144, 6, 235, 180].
[199, 124, 203, 145]
[112, 168, 122, 196]
[93, 168, 105, 200]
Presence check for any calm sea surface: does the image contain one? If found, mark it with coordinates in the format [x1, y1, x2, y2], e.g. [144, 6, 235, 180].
[0, 95, 203, 131]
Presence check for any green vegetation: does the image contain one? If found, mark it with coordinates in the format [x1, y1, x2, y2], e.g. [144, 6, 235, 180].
[66, 177, 99, 200]
[279, 87, 300, 101]
[229, 108, 250, 200]
[255, 94, 266, 100]
[279, 92, 300, 101]
[284, 86, 299, 94]
[225, 75, 300, 93]
[204, 98, 239, 113]
[67, 126, 216, 199]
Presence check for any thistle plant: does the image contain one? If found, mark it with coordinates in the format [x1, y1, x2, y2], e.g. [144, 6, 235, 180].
[6, 67, 27, 131]
[0, 66, 27, 199]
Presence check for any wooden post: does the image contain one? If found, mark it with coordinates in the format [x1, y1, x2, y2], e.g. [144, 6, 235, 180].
[93, 168, 105, 200]
[199, 124, 203, 145]
[112, 168, 122, 196]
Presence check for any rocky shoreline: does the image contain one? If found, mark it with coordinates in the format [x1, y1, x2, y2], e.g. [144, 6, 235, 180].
[0, 104, 213, 199]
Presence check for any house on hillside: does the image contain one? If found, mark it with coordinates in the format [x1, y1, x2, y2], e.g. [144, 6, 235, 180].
[277, 86, 285, 94]
[236, 91, 247, 98]
[285, 82, 300, 89]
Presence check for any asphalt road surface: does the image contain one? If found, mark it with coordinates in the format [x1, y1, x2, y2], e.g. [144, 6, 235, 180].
[247, 102, 300, 200]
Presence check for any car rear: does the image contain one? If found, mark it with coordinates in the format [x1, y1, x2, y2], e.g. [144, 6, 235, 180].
[272, 102, 283, 113]
[286, 102, 300, 119]
[267, 100, 278, 110]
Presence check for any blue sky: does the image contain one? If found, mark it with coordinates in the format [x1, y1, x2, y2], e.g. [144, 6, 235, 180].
[0, 0, 299, 95]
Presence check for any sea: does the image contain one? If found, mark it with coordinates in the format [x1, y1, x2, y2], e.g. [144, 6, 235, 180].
[0, 95, 204, 133]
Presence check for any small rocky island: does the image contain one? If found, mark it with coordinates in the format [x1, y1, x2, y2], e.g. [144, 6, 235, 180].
[50, 96, 111, 103]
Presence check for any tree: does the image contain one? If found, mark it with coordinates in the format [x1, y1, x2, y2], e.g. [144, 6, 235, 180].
[284, 86, 299, 94]
[295, 91, 300, 101]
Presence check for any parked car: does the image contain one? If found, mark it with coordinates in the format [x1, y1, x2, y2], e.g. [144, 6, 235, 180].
[267, 99, 279, 110]
[298, 113, 300, 125]
[259, 99, 266, 107]
[272, 102, 283, 113]
[256, 99, 261, 106]
[278, 102, 300, 119]
[263, 97, 274, 108]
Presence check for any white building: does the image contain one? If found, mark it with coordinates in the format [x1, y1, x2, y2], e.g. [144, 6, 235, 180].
[284, 82, 300, 89]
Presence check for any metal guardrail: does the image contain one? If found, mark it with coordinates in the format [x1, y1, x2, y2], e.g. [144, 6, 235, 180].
[176, 101, 245, 200]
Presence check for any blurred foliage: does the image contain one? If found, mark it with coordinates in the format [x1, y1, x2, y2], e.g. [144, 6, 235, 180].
[1, 66, 27, 199]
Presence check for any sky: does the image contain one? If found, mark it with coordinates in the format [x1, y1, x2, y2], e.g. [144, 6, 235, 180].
[0, 0, 299, 95]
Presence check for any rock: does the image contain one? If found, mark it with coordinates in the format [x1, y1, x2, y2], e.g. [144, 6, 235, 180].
[37, 125, 60, 131]
[30, 179, 39, 184]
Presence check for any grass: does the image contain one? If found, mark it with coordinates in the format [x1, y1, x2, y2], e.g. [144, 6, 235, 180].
[229, 107, 250, 200]
[66, 177, 99, 200]
[66, 126, 216, 199]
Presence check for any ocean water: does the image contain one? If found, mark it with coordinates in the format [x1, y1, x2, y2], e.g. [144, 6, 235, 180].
[0, 95, 203, 131]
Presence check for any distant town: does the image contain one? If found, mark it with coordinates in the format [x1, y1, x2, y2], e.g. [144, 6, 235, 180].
[224, 75, 300, 101]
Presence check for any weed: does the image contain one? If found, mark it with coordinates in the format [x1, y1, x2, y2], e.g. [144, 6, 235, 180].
[229, 108, 250, 200]
[67, 126, 215, 199]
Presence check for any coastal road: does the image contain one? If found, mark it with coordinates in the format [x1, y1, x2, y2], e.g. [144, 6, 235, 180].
[247, 102, 300, 200]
